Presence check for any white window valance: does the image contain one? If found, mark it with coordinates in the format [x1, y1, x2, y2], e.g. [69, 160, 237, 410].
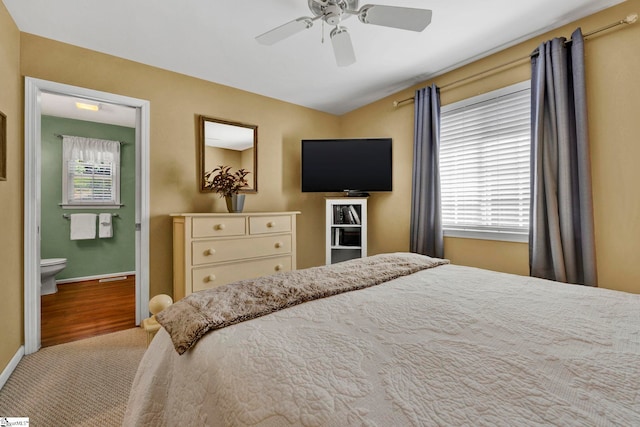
[62, 135, 120, 163]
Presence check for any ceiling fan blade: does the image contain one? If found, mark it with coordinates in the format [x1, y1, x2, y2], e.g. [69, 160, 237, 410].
[358, 5, 432, 32]
[256, 17, 314, 45]
[330, 27, 356, 67]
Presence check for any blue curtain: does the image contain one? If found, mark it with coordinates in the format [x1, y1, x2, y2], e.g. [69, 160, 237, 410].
[410, 84, 443, 258]
[530, 28, 597, 286]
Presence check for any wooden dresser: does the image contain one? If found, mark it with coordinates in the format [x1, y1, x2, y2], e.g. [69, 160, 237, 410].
[171, 212, 300, 300]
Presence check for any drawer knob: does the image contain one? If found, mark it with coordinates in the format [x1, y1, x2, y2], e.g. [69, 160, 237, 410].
[215, 223, 226, 230]
[274, 264, 283, 271]
[267, 221, 275, 228]
[274, 242, 282, 249]
[207, 274, 216, 282]
[205, 248, 216, 256]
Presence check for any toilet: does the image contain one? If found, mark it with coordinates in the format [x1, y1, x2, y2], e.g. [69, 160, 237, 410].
[41, 258, 67, 295]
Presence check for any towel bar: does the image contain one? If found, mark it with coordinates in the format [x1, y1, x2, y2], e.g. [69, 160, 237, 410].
[63, 213, 120, 219]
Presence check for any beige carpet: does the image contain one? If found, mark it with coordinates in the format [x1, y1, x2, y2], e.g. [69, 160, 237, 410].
[0, 327, 147, 426]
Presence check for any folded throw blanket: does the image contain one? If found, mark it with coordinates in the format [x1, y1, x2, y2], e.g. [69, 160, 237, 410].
[157, 252, 449, 354]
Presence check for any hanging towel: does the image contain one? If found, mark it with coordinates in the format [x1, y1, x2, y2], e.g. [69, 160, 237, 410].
[99, 213, 113, 238]
[70, 213, 97, 240]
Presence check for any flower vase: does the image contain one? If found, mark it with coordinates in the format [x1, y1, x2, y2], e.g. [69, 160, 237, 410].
[225, 194, 245, 213]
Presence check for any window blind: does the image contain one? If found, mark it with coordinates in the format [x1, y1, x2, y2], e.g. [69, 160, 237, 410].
[67, 160, 116, 203]
[440, 82, 530, 238]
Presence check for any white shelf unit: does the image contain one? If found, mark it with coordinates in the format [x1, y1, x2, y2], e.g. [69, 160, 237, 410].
[325, 198, 367, 265]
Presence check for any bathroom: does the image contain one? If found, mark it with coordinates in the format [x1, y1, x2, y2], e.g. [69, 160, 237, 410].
[39, 94, 137, 346]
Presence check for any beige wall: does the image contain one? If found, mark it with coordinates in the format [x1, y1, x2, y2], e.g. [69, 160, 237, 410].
[19, 33, 341, 301]
[241, 147, 253, 171]
[204, 146, 242, 173]
[0, 2, 23, 374]
[342, 0, 640, 293]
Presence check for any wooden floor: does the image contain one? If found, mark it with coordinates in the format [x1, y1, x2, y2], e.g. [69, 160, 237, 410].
[41, 275, 136, 347]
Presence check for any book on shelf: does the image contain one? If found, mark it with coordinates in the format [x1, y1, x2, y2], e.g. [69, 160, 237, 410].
[333, 205, 342, 224]
[333, 227, 360, 247]
[348, 205, 361, 224]
[341, 206, 356, 224]
[333, 204, 361, 225]
[340, 229, 360, 246]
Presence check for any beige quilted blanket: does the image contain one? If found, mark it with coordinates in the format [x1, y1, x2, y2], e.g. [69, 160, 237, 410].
[126, 256, 640, 426]
[157, 252, 449, 354]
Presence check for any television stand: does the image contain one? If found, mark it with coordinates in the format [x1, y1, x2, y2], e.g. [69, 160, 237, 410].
[344, 190, 370, 197]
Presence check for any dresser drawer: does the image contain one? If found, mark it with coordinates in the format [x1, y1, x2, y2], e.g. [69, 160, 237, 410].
[192, 217, 246, 238]
[249, 215, 291, 235]
[192, 235, 292, 266]
[192, 255, 292, 292]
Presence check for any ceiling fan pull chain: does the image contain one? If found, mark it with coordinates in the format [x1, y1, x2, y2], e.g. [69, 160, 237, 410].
[321, 19, 325, 44]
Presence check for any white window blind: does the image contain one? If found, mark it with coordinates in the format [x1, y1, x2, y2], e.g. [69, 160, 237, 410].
[440, 81, 530, 241]
[62, 136, 121, 207]
[66, 161, 115, 202]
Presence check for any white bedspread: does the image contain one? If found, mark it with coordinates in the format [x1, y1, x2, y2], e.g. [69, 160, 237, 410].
[124, 264, 640, 426]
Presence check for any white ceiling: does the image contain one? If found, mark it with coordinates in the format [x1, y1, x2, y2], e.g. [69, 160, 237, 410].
[5, 0, 627, 116]
[205, 121, 254, 151]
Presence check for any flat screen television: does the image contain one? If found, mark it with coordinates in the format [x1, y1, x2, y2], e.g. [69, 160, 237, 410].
[301, 138, 392, 195]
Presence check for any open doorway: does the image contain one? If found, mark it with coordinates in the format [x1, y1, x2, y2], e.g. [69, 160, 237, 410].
[40, 93, 136, 346]
[24, 77, 150, 354]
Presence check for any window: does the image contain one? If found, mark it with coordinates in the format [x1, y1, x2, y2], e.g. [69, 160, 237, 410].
[439, 81, 530, 242]
[62, 136, 121, 208]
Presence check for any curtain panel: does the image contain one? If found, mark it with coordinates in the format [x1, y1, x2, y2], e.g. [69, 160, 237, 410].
[529, 28, 597, 286]
[410, 84, 444, 258]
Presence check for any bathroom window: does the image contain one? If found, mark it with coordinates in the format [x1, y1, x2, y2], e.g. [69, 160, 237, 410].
[61, 136, 121, 208]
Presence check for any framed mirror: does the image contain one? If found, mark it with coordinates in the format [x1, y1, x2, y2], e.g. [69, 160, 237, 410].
[199, 115, 257, 193]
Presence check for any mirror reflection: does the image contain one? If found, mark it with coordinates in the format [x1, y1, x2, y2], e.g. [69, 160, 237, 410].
[199, 116, 257, 193]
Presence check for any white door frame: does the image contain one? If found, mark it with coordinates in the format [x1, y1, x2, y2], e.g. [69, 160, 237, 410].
[24, 77, 150, 354]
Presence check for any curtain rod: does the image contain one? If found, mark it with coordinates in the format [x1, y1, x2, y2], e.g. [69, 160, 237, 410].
[55, 133, 125, 144]
[393, 13, 638, 108]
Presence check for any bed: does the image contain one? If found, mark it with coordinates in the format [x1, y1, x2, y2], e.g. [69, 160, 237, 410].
[124, 253, 640, 426]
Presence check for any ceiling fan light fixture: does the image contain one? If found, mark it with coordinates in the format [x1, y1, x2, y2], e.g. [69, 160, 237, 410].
[330, 26, 356, 67]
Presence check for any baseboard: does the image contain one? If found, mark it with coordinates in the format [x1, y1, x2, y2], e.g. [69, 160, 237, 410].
[0, 345, 24, 391]
[56, 271, 136, 285]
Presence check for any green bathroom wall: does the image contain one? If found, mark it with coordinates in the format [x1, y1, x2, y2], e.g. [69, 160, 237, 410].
[41, 115, 136, 280]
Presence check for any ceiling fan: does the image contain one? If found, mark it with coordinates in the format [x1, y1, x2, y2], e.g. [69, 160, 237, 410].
[256, 0, 432, 66]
